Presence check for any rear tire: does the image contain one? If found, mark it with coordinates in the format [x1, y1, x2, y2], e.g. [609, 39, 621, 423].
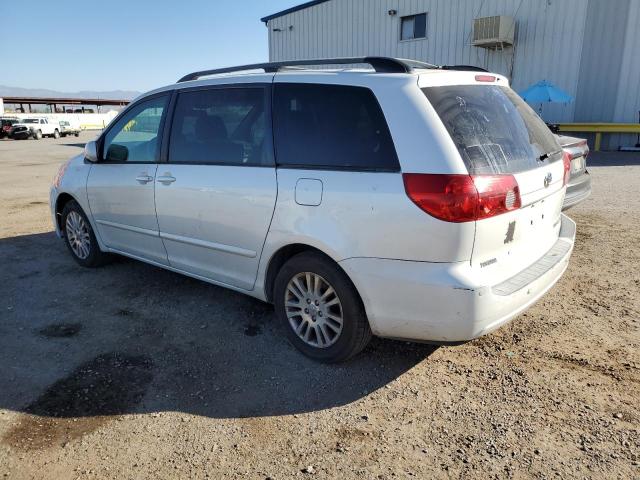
[274, 252, 372, 363]
[53, 129, 60, 139]
[61, 200, 109, 268]
[74, 132, 80, 137]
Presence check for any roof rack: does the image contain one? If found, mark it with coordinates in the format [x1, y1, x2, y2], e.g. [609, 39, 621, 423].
[177, 57, 439, 83]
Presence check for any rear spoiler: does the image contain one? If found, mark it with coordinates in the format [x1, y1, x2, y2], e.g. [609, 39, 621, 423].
[440, 65, 489, 72]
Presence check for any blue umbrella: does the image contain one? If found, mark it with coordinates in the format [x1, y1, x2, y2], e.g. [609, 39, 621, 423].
[519, 80, 573, 117]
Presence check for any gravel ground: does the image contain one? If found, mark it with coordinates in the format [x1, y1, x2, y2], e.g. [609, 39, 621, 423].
[0, 133, 638, 479]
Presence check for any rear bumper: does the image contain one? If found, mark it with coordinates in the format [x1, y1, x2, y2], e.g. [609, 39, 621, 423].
[563, 171, 591, 210]
[340, 214, 576, 343]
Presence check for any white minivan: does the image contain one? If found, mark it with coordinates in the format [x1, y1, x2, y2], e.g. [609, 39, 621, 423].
[50, 57, 575, 362]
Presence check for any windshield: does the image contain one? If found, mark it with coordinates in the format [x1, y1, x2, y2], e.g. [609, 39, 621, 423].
[423, 85, 561, 174]
[22, 119, 39, 124]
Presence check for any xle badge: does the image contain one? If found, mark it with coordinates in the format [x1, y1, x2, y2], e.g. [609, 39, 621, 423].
[504, 221, 516, 244]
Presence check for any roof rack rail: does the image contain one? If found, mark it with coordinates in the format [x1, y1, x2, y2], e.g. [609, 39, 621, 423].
[177, 56, 439, 83]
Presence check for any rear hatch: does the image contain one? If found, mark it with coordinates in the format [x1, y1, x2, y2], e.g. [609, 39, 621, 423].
[423, 80, 566, 282]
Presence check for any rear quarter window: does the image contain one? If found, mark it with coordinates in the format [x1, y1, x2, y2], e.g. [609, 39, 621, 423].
[273, 83, 399, 171]
[423, 85, 561, 174]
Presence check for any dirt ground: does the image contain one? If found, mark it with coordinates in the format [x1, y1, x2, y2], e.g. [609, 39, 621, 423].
[0, 132, 638, 479]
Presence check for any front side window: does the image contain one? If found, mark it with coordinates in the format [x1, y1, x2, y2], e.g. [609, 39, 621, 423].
[423, 85, 561, 174]
[102, 95, 168, 163]
[273, 84, 399, 171]
[401, 13, 427, 40]
[168, 87, 271, 166]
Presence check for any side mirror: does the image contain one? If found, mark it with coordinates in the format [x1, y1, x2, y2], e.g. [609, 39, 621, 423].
[84, 141, 98, 163]
[106, 144, 129, 162]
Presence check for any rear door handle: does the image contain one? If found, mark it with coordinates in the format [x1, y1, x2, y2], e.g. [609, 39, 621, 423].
[157, 175, 176, 185]
[135, 174, 154, 184]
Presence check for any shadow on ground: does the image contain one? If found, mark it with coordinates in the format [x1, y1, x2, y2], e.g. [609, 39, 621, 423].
[587, 150, 640, 167]
[57, 142, 86, 149]
[0, 232, 436, 448]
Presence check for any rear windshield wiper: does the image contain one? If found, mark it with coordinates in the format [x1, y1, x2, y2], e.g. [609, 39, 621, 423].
[538, 149, 562, 162]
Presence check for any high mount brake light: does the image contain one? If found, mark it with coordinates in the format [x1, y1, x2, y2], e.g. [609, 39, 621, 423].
[475, 75, 496, 82]
[403, 173, 522, 222]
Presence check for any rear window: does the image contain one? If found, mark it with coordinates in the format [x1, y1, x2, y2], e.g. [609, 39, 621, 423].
[423, 85, 561, 174]
[273, 84, 399, 171]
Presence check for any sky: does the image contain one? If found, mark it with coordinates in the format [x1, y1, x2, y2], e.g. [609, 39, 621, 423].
[0, 0, 303, 93]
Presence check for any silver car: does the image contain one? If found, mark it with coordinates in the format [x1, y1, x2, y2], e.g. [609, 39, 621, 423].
[557, 135, 591, 210]
[50, 57, 575, 362]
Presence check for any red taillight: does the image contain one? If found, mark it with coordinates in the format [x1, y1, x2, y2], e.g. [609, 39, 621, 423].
[475, 75, 496, 82]
[562, 151, 571, 186]
[403, 173, 521, 222]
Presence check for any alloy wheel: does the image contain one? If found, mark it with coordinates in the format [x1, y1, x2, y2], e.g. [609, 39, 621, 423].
[65, 211, 91, 259]
[284, 272, 344, 348]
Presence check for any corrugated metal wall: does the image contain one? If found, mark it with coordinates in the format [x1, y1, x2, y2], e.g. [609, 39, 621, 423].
[267, 0, 589, 123]
[265, 0, 640, 147]
[574, 0, 628, 123]
[612, 0, 640, 147]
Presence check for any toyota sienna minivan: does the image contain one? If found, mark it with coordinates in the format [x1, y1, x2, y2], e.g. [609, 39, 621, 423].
[50, 57, 576, 362]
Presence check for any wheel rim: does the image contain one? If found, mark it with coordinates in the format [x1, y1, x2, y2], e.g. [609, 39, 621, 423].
[65, 211, 91, 260]
[285, 272, 343, 349]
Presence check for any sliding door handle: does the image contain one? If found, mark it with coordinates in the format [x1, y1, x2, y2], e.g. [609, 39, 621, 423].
[157, 175, 176, 185]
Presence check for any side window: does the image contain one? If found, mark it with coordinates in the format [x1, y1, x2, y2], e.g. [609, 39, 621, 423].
[273, 84, 399, 171]
[168, 87, 271, 166]
[102, 95, 168, 163]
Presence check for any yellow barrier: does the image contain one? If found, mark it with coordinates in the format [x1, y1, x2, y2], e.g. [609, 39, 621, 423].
[557, 123, 640, 151]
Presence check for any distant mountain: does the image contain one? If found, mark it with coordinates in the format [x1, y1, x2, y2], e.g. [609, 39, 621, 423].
[0, 85, 141, 100]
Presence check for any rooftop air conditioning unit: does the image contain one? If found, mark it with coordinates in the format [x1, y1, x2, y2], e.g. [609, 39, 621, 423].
[472, 16, 516, 48]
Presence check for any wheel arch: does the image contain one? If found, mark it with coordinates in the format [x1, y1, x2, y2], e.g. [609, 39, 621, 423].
[54, 192, 78, 233]
[263, 243, 364, 308]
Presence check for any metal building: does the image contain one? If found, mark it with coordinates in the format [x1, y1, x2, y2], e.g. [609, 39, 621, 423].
[262, 0, 640, 149]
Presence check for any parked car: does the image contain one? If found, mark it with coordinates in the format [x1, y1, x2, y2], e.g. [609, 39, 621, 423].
[557, 135, 591, 210]
[1, 117, 20, 138]
[49, 57, 575, 362]
[58, 120, 81, 137]
[11, 117, 60, 140]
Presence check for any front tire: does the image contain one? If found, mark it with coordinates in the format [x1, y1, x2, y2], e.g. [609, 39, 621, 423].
[74, 132, 80, 137]
[34, 130, 42, 140]
[61, 200, 109, 267]
[53, 129, 60, 139]
[274, 252, 372, 363]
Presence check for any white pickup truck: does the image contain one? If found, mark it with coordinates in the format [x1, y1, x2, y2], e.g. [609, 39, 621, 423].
[10, 117, 61, 140]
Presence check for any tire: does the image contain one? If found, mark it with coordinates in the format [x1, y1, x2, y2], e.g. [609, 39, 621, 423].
[74, 132, 80, 137]
[34, 130, 42, 140]
[61, 200, 109, 268]
[53, 129, 60, 139]
[274, 252, 372, 363]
